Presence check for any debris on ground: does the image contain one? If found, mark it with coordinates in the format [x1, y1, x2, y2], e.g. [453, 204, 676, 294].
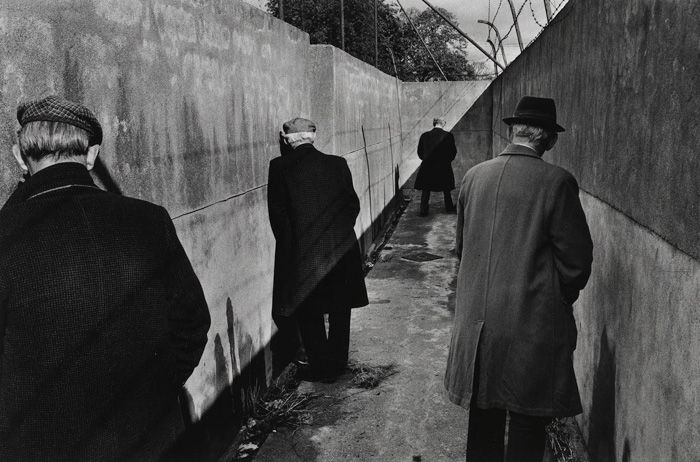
[546, 418, 581, 462]
[219, 364, 321, 461]
[363, 192, 410, 275]
[349, 362, 398, 389]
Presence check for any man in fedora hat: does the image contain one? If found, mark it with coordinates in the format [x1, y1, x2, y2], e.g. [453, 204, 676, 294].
[0, 96, 210, 461]
[445, 96, 593, 461]
[267, 117, 368, 382]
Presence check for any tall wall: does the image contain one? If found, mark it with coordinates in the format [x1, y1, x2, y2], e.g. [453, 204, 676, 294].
[453, 0, 700, 460]
[0, 0, 488, 435]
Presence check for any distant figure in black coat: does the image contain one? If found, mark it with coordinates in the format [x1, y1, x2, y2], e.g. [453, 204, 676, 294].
[267, 118, 368, 382]
[0, 96, 210, 461]
[414, 118, 458, 216]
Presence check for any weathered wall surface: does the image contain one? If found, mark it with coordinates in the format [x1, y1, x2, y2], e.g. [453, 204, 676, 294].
[452, 0, 700, 460]
[0, 0, 488, 434]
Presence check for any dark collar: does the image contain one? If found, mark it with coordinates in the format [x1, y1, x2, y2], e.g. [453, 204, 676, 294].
[498, 143, 543, 159]
[290, 143, 316, 155]
[21, 162, 98, 201]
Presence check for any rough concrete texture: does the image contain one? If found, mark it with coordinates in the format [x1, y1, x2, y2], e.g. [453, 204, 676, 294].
[574, 192, 700, 462]
[0, 0, 490, 423]
[254, 191, 469, 461]
[450, 84, 493, 183]
[487, 0, 699, 260]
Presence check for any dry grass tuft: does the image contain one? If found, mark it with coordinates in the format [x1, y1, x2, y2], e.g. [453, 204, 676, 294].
[546, 418, 581, 462]
[349, 362, 398, 389]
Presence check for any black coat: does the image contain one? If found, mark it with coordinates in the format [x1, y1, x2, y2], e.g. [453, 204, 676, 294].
[0, 163, 210, 461]
[267, 144, 368, 317]
[414, 127, 457, 191]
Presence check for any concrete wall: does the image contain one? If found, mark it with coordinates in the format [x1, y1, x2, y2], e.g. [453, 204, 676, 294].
[0, 0, 488, 435]
[452, 0, 700, 459]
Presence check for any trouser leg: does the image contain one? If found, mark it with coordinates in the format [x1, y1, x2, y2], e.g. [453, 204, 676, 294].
[467, 345, 506, 462]
[505, 412, 552, 462]
[271, 313, 301, 374]
[327, 310, 351, 370]
[444, 190, 455, 211]
[419, 189, 430, 215]
[296, 312, 328, 370]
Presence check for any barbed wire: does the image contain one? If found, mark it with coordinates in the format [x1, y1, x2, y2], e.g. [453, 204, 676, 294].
[499, 0, 528, 44]
[528, 0, 546, 29]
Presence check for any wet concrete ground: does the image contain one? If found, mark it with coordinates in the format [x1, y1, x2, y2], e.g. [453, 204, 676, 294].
[255, 191, 468, 461]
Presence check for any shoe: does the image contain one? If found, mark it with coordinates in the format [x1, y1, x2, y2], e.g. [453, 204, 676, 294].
[445, 207, 456, 214]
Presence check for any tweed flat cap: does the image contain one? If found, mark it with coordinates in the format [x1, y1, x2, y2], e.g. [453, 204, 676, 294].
[282, 117, 316, 134]
[17, 95, 103, 145]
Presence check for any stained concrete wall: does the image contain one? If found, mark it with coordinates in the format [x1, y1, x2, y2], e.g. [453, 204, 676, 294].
[0, 0, 488, 433]
[451, 0, 700, 459]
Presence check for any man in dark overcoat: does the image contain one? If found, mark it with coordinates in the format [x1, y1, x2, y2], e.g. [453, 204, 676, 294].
[0, 96, 211, 461]
[414, 117, 458, 216]
[267, 118, 368, 382]
[445, 97, 593, 462]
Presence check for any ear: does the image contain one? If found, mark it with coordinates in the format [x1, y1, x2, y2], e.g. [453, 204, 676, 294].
[85, 145, 100, 171]
[12, 144, 28, 172]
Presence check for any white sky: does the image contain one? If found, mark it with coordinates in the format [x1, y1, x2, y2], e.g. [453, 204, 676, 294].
[241, 0, 570, 69]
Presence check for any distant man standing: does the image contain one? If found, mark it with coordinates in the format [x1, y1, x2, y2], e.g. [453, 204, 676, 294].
[415, 117, 457, 216]
[445, 97, 593, 462]
[0, 96, 211, 461]
[268, 118, 368, 382]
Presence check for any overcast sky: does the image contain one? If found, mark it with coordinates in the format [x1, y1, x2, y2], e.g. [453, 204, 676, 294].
[241, 0, 569, 68]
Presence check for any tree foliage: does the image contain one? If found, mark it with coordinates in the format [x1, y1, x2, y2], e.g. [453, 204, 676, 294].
[265, 0, 475, 81]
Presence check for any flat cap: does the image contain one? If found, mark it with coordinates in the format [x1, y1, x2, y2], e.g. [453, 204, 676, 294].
[282, 117, 316, 134]
[17, 95, 103, 145]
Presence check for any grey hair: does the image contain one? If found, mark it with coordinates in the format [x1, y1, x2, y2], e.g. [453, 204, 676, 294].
[433, 118, 446, 127]
[510, 123, 553, 145]
[282, 131, 316, 148]
[18, 121, 90, 160]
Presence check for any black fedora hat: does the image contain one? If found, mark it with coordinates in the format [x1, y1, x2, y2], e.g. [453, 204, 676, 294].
[503, 96, 565, 132]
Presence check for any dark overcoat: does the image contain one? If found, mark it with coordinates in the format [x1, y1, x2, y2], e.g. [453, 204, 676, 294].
[445, 144, 593, 417]
[414, 127, 457, 191]
[267, 143, 368, 317]
[0, 163, 210, 461]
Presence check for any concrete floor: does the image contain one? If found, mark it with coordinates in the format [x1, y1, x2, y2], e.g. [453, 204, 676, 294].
[254, 191, 468, 461]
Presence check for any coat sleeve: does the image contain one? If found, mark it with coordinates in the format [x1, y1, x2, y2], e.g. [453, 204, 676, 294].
[548, 174, 594, 304]
[455, 175, 468, 259]
[417, 134, 425, 160]
[447, 133, 457, 162]
[267, 160, 291, 241]
[161, 208, 211, 386]
[340, 158, 361, 224]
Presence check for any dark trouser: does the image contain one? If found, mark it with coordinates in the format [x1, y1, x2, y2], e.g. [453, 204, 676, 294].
[297, 310, 351, 372]
[467, 352, 552, 462]
[272, 310, 351, 374]
[419, 189, 455, 214]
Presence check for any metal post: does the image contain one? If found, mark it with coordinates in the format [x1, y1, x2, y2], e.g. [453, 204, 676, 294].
[279, 0, 284, 20]
[374, 0, 379, 66]
[477, 19, 508, 65]
[543, 0, 552, 22]
[486, 39, 499, 77]
[340, 0, 345, 50]
[395, 0, 448, 81]
[418, 0, 505, 71]
[506, 0, 524, 51]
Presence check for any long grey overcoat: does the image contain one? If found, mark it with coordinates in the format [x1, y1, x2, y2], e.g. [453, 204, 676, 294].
[445, 144, 593, 417]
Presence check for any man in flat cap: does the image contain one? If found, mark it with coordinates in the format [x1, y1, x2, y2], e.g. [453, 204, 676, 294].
[415, 117, 458, 216]
[445, 97, 593, 461]
[0, 96, 210, 461]
[267, 117, 368, 382]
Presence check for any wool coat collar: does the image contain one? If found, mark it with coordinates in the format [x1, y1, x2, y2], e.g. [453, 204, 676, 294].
[499, 143, 543, 159]
[4, 162, 99, 208]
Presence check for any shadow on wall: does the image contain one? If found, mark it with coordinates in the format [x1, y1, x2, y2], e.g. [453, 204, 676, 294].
[588, 328, 616, 462]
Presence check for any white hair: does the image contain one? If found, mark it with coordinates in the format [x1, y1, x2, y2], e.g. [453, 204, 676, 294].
[510, 123, 553, 145]
[282, 131, 316, 148]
